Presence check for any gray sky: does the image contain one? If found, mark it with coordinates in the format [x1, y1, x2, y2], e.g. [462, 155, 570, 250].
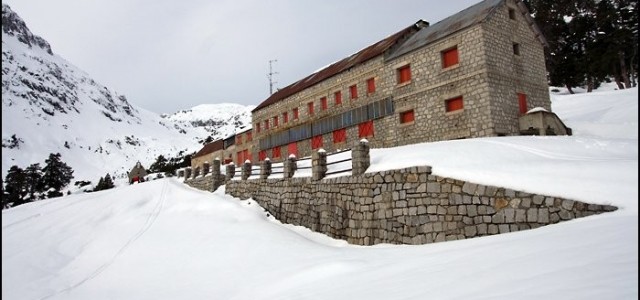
[8, 0, 483, 115]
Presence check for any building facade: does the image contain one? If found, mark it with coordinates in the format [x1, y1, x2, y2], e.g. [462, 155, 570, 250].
[240, 0, 550, 163]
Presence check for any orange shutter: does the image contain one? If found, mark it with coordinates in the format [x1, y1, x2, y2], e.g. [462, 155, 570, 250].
[442, 47, 459, 68]
[311, 135, 323, 149]
[335, 91, 342, 105]
[400, 110, 415, 123]
[518, 93, 528, 114]
[367, 78, 376, 93]
[446, 96, 464, 112]
[332, 128, 346, 143]
[398, 65, 411, 83]
[358, 120, 374, 138]
[287, 142, 298, 158]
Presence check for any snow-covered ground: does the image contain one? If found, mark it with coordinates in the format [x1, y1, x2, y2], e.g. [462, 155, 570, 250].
[2, 86, 638, 299]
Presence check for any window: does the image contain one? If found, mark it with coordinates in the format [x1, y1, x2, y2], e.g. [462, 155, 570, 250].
[307, 102, 314, 115]
[243, 149, 249, 163]
[264, 119, 270, 130]
[236, 135, 242, 145]
[256, 123, 261, 133]
[247, 132, 252, 141]
[283, 112, 288, 123]
[513, 43, 520, 55]
[333, 128, 346, 143]
[293, 108, 299, 120]
[350, 85, 358, 100]
[334, 91, 342, 105]
[311, 135, 323, 149]
[287, 142, 298, 158]
[259, 150, 267, 161]
[273, 116, 279, 127]
[321, 97, 328, 111]
[397, 65, 411, 84]
[358, 120, 374, 138]
[508, 8, 516, 20]
[366, 78, 376, 94]
[445, 96, 464, 112]
[400, 110, 415, 124]
[442, 47, 459, 68]
[236, 151, 243, 165]
[272, 146, 281, 159]
[518, 93, 528, 114]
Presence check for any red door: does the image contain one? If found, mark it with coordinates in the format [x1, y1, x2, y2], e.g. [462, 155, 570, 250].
[287, 142, 298, 158]
[518, 93, 528, 115]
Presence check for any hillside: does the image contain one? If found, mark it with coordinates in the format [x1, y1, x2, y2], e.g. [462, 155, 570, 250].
[2, 86, 637, 299]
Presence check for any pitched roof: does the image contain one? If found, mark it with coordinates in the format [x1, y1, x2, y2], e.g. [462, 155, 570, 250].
[387, 0, 547, 61]
[193, 139, 224, 159]
[252, 20, 429, 113]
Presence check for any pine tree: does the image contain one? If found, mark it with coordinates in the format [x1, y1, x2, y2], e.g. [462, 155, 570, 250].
[4, 165, 28, 207]
[95, 177, 105, 191]
[25, 163, 44, 201]
[149, 155, 168, 173]
[103, 173, 115, 190]
[42, 153, 74, 198]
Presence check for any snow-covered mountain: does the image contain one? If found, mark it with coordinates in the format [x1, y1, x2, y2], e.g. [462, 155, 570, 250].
[1, 4, 252, 181]
[161, 103, 254, 144]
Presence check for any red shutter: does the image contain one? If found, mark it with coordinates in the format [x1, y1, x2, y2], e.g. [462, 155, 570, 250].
[273, 146, 281, 159]
[446, 96, 464, 112]
[332, 128, 346, 143]
[287, 142, 298, 158]
[273, 116, 278, 127]
[400, 110, 415, 123]
[236, 135, 242, 145]
[367, 78, 376, 93]
[259, 150, 267, 161]
[398, 65, 411, 83]
[358, 120, 374, 138]
[308, 102, 314, 115]
[236, 151, 243, 165]
[283, 112, 288, 123]
[293, 108, 299, 120]
[442, 47, 459, 68]
[335, 91, 342, 105]
[264, 119, 269, 130]
[321, 97, 328, 110]
[247, 132, 252, 141]
[243, 149, 250, 163]
[350, 85, 358, 99]
[311, 135, 323, 149]
[518, 93, 528, 114]
[256, 123, 261, 133]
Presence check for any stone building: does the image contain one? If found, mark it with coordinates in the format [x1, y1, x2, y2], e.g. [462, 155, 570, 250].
[190, 139, 224, 175]
[244, 0, 553, 163]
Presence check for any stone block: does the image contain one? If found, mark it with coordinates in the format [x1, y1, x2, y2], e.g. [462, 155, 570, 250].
[498, 224, 510, 233]
[427, 182, 441, 193]
[538, 208, 549, 223]
[504, 208, 515, 223]
[561, 200, 575, 210]
[462, 182, 477, 195]
[527, 208, 538, 222]
[464, 226, 477, 237]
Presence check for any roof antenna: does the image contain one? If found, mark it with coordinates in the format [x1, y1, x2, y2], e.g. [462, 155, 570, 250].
[268, 59, 278, 95]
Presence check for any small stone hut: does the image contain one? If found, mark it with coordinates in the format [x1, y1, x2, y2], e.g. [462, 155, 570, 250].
[128, 161, 148, 183]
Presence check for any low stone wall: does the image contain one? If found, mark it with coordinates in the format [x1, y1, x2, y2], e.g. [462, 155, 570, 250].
[225, 166, 616, 246]
[184, 175, 218, 192]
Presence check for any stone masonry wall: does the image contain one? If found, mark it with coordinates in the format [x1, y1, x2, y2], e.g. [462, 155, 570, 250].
[225, 166, 616, 246]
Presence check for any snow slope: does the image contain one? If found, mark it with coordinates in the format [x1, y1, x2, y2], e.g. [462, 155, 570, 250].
[2, 88, 637, 299]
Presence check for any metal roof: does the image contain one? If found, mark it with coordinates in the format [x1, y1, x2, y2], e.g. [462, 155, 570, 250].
[252, 20, 428, 113]
[193, 139, 224, 158]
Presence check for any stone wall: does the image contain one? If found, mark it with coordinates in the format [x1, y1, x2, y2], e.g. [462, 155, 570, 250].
[225, 166, 616, 246]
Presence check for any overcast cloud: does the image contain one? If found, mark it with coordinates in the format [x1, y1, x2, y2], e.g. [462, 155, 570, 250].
[8, 0, 483, 115]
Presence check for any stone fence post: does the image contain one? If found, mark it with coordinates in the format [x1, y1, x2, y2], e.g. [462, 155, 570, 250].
[185, 167, 192, 179]
[225, 164, 236, 181]
[178, 169, 185, 178]
[260, 158, 272, 179]
[193, 167, 200, 179]
[202, 162, 210, 176]
[283, 155, 297, 178]
[312, 149, 327, 181]
[241, 160, 252, 180]
[352, 139, 370, 176]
